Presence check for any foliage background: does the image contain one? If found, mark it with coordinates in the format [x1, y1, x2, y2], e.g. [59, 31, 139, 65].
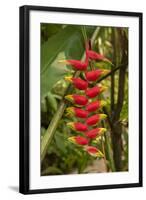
[40, 23, 128, 175]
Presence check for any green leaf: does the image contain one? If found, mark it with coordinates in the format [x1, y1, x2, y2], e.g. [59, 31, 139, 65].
[54, 132, 67, 154]
[41, 26, 82, 97]
[41, 24, 63, 44]
[41, 127, 46, 136]
[46, 92, 58, 111]
[41, 25, 95, 98]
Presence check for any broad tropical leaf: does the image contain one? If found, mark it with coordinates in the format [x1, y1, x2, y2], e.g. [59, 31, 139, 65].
[41, 25, 95, 97]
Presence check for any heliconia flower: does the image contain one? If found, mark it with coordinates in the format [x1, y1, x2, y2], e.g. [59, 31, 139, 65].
[64, 76, 88, 90]
[65, 94, 88, 106]
[85, 86, 107, 98]
[86, 50, 110, 62]
[85, 69, 110, 82]
[59, 52, 88, 71]
[66, 107, 88, 118]
[85, 128, 107, 139]
[86, 100, 107, 112]
[67, 122, 88, 132]
[86, 114, 107, 126]
[68, 136, 88, 145]
[84, 146, 104, 157]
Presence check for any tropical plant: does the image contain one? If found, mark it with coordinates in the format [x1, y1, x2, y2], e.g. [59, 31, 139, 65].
[41, 24, 128, 175]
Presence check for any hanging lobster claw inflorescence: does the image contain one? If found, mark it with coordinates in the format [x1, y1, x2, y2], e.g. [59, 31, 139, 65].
[64, 42, 110, 157]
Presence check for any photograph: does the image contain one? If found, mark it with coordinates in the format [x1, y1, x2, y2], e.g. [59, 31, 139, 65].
[40, 23, 128, 175]
[19, 6, 142, 193]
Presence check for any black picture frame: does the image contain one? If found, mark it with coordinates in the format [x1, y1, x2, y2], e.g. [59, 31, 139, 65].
[19, 5, 143, 194]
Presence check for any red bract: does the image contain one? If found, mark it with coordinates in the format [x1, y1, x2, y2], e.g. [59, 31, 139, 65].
[84, 146, 104, 157]
[86, 114, 107, 126]
[67, 122, 88, 132]
[67, 60, 88, 70]
[74, 108, 88, 118]
[68, 136, 88, 145]
[65, 94, 88, 106]
[65, 76, 88, 90]
[87, 50, 112, 65]
[59, 52, 88, 71]
[86, 100, 106, 112]
[86, 86, 107, 98]
[85, 69, 109, 82]
[87, 50, 107, 61]
[85, 128, 106, 139]
[66, 107, 88, 118]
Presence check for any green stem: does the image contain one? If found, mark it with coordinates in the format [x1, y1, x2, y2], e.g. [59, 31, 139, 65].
[101, 135, 108, 172]
[41, 102, 66, 161]
[81, 26, 88, 42]
[41, 27, 100, 162]
[101, 110, 116, 172]
[104, 131, 116, 172]
[96, 63, 127, 84]
[111, 28, 128, 171]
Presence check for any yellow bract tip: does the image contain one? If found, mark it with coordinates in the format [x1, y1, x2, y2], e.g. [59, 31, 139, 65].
[100, 86, 108, 92]
[66, 107, 74, 111]
[64, 76, 73, 82]
[99, 128, 107, 133]
[100, 114, 107, 119]
[96, 150, 104, 158]
[65, 95, 73, 102]
[102, 69, 110, 75]
[68, 136, 75, 143]
[103, 58, 114, 66]
[67, 122, 73, 126]
[67, 122, 75, 130]
[58, 60, 69, 64]
[66, 107, 74, 116]
[100, 100, 107, 107]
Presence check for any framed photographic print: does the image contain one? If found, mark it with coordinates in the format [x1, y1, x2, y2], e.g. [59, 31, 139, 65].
[19, 5, 143, 194]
